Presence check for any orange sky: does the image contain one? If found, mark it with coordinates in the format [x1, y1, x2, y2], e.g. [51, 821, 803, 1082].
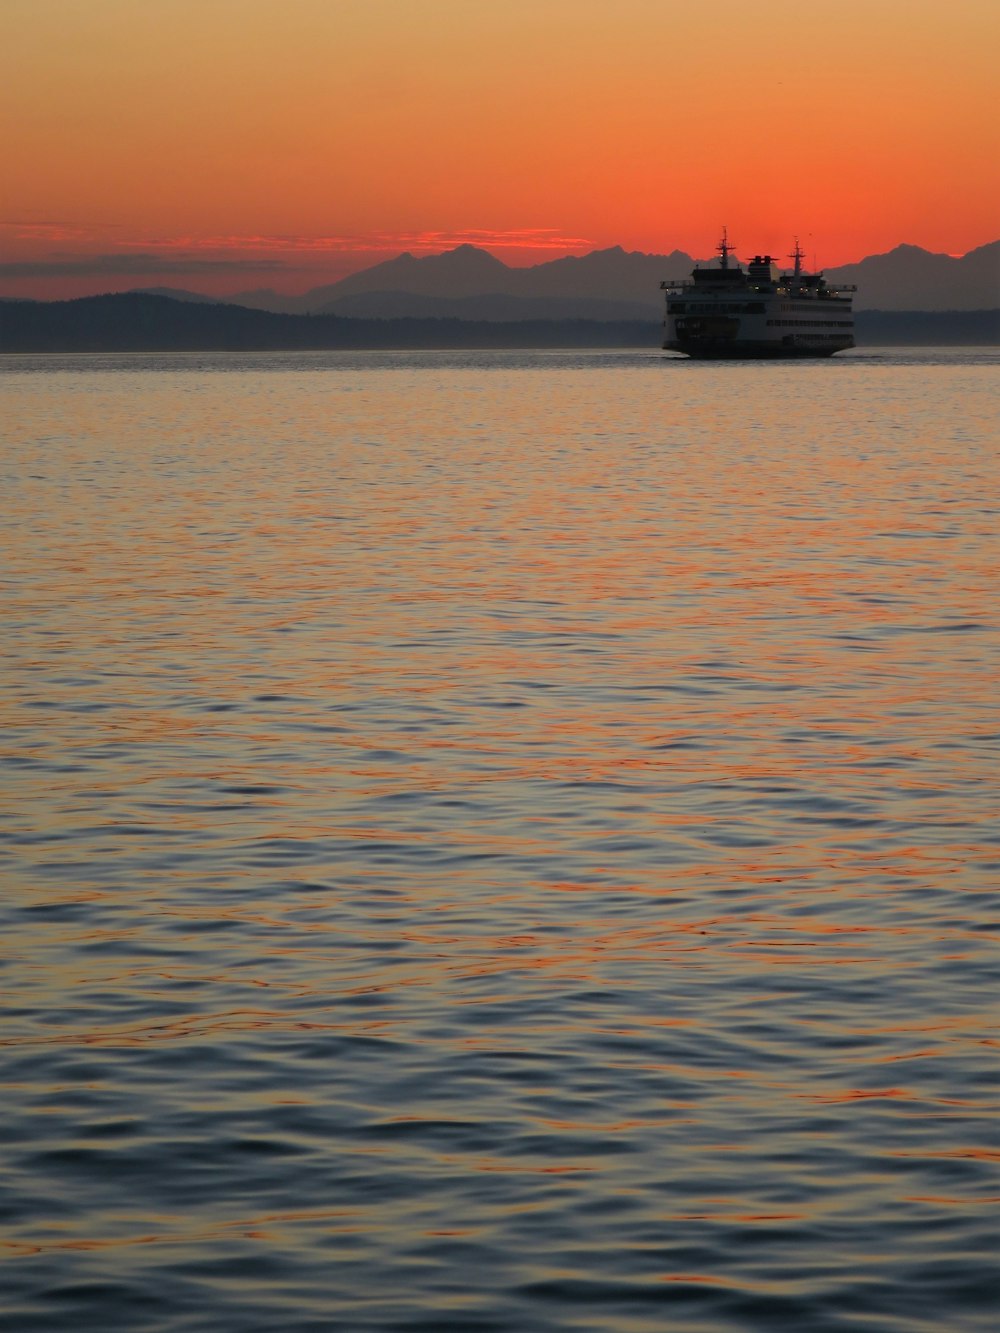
[2, 0, 998, 297]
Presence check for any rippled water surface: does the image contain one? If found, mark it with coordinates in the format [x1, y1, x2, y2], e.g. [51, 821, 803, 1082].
[2, 348, 998, 1331]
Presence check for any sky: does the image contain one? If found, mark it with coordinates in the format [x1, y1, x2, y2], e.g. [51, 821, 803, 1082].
[2, 0, 998, 298]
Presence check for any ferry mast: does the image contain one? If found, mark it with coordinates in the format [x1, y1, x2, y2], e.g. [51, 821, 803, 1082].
[717, 226, 736, 271]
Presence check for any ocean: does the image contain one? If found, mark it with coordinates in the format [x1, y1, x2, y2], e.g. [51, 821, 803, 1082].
[2, 348, 997, 1331]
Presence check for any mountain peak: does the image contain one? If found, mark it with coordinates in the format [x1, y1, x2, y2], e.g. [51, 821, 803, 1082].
[432, 244, 508, 266]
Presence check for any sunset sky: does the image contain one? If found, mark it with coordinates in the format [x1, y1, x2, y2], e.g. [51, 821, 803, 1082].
[3, 0, 998, 298]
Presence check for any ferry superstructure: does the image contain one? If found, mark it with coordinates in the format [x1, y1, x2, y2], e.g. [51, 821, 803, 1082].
[662, 231, 856, 358]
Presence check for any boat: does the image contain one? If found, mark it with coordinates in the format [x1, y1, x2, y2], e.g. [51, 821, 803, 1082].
[662, 229, 856, 358]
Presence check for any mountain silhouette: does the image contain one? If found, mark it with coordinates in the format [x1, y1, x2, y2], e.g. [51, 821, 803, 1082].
[197, 240, 997, 319]
[6, 240, 997, 326]
[327, 243, 511, 301]
[313, 244, 694, 313]
[505, 247, 694, 303]
[826, 241, 999, 310]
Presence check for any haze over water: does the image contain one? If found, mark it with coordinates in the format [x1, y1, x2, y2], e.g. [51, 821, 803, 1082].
[2, 348, 998, 1332]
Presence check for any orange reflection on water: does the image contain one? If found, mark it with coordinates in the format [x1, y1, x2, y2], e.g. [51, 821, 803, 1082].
[2, 355, 997, 1327]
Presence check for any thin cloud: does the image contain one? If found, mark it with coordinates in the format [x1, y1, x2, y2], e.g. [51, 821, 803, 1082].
[390, 229, 595, 250]
[115, 228, 595, 255]
[0, 229, 598, 286]
[0, 220, 121, 241]
[0, 253, 293, 279]
[2, 227, 594, 266]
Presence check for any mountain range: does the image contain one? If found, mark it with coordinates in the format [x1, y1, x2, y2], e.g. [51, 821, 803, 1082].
[132, 240, 999, 321]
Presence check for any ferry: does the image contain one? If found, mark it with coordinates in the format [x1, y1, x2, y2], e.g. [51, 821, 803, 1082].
[662, 230, 856, 358]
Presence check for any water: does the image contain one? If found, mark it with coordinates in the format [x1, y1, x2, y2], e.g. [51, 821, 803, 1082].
[2, 348, 997, 1331]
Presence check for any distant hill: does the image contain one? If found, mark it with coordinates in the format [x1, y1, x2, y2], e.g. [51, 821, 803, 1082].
[205, 240, 998, 318]
[223, 287, 312, 314]
[1, 292, 996, 353]
[135, 286, 226, 305]
[317, 290, 659, 322]
[0, 292, 657, 352]
[857, 309, 999, 343]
